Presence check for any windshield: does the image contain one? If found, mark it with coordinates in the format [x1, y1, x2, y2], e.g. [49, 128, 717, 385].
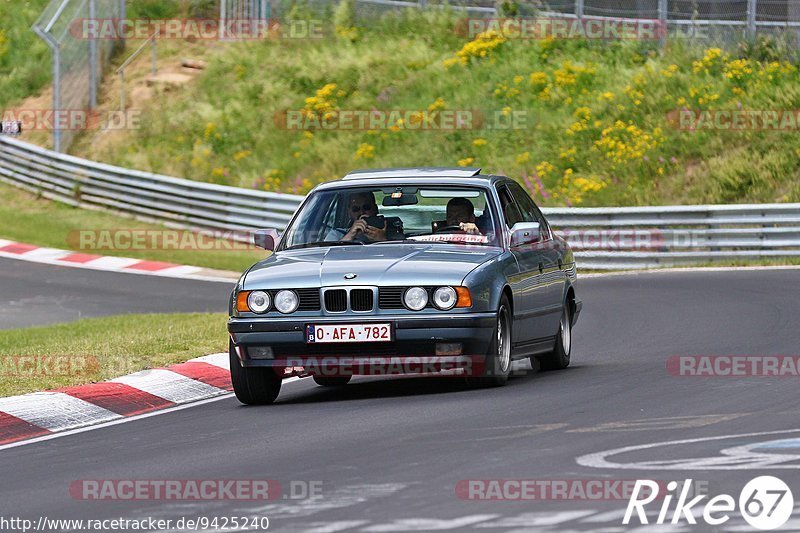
[280, 185, 499, 249]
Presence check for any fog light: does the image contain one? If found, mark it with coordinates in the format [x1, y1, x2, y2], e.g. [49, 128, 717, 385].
[248, 346, 274, 359]
[436, 343, 463, 356]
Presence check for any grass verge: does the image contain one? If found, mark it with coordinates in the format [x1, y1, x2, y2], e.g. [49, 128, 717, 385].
[0, 182, 265, 272]
[0, 312, 228, 397]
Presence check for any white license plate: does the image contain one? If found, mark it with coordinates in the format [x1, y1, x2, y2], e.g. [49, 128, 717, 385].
[306, 323, 392, 343]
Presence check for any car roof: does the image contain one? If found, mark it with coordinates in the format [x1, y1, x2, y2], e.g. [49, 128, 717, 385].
[315, 167, 507, 190]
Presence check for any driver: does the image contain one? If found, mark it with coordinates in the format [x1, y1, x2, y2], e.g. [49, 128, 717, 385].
[445, 197, 482, 235]
[342, 191, 387, 242]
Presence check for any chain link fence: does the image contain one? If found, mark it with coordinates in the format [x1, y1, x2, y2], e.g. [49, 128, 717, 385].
[33, 0, 126, 153]
[221, 0, 272, 38]
[309, 0, 800, 45]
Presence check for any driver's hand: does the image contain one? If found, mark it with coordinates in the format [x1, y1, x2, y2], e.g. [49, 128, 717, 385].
[364, 223, 387, 242]
[342, 218, 368, 241]
[459, 222, 480, 235]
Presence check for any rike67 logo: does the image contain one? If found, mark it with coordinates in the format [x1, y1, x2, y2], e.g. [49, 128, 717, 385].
[624, 476, 793, 530]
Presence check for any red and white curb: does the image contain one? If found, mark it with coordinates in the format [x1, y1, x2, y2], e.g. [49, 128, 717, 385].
[0, 353, 233, 446]
[0, 238, 238, 282]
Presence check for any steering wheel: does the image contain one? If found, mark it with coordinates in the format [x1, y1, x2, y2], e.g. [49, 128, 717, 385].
[434, 225, 466, 234]
[353, 232, 372, 244]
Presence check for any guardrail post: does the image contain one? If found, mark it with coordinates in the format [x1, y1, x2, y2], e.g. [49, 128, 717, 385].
[658, 0, 668, 48]
[575, 0, 584, 21]
[747, 0, 757, 40]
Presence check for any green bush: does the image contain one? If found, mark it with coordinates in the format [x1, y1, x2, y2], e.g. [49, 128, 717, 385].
[0, 0, 51, 109]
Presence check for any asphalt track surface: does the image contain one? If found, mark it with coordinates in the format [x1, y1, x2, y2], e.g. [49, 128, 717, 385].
[1, 266, 800, 531]
[0, 257, 232, 329]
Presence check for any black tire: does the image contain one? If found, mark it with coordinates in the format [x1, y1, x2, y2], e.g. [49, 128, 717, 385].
[312, 375, 351, 387]
[535, 305, 572, 371]
[467, 295, 512, 388]
[229, 341, 282, 405]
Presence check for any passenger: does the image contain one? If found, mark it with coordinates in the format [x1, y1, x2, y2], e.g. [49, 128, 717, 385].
[445, 197, 482, 235]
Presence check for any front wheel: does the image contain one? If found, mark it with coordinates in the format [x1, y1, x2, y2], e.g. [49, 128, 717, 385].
[467, 295, 512, 388]
[535, 305, 571, 371]
[229, 341, 282, 405]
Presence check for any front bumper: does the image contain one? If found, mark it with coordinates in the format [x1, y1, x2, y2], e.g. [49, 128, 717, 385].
[228, 313, 496, 368]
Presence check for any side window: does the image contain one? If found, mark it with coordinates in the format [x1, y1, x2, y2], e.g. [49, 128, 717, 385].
[507, 182, 537, 223]
[497, 186, 522, 228]
[508, 182, 551, 239]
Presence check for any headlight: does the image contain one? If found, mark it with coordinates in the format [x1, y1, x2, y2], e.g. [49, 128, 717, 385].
[247, 290, 271, 313]
[432, 286, 457, 310]
[274, 290, 299, 314]
[404, 287, 428, 311]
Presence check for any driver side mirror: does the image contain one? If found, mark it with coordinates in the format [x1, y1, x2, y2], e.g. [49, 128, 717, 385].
[253, 229, 279, 251]
[510, 222, 541, 248]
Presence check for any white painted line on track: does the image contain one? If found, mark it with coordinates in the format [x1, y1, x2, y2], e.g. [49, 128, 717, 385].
[576, 428, 800, 470]
[362, 515, 498, 531]
[475, 511, 596, 528]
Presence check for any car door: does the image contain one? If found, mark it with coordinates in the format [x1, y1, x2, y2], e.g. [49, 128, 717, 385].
[507, 182, 565, 338]
[496, 183, 550, 344]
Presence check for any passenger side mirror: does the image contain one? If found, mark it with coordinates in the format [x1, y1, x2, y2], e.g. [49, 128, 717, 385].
[253, 229, 279, 251]
[510, 222, 541, 247]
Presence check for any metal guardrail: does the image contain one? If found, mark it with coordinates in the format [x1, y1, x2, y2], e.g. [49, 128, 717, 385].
[1, 136, 799, 270]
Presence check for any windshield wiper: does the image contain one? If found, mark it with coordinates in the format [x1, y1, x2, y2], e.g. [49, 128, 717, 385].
[372, 239, 419, 245]
[285, 240, 364, 250]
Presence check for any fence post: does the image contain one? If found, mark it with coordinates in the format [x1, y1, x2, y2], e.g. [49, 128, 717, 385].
[747, 0, 757, 40]
[575, 0, 584, 21]
[220, 0, 227, 41]
[119, 70, 125, 112]
[53, 47, 62, 152]
[151, 29, 157, 75]
[119, 0, 126, 48]
[658, 0, 668, 48]
[89, 0, 98, 109]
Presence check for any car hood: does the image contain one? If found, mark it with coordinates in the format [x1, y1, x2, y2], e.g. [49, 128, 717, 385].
[244, 244, 501, 289]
